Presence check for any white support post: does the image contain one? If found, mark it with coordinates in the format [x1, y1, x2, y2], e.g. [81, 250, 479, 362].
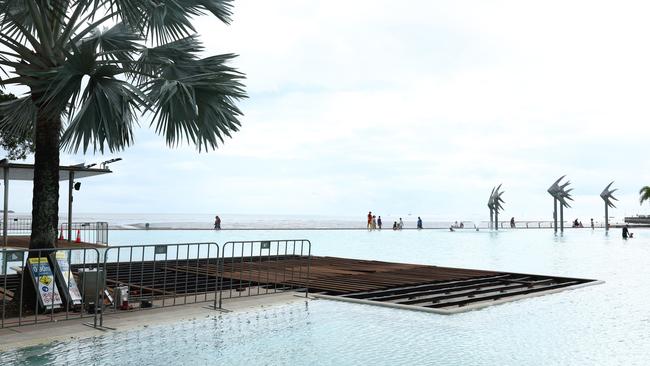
[3, 166, 8, 247]
[67, 171, 74, 241]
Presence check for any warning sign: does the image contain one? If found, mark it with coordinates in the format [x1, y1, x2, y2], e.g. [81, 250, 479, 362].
[28, 257, 63, 309]
[55, 252, 82, 305]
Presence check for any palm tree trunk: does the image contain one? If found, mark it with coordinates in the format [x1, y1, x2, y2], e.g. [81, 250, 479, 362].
[29, 106, 61, 250]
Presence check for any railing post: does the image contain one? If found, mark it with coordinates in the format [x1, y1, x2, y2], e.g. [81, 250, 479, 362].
[213, 243, 220, 310]
[3, 166, 8, 247]
[99, 247, 109, 328]
[218, 244, 224, 309]
[305, 240, 311, 298]
[92, 248, 100, 328]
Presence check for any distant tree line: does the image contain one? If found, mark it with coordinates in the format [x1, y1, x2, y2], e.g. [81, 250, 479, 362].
[0, 91, 33, 160]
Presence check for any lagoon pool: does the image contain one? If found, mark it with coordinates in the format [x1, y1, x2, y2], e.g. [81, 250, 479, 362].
[2, 228, 650, 365]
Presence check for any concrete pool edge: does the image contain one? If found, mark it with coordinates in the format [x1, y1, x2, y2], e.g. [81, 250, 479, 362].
[0, 292, 307, 353]
[311, 280, 605, 315]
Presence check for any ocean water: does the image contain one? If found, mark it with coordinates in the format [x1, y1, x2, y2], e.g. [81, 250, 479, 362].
[2, 228, 649, 365]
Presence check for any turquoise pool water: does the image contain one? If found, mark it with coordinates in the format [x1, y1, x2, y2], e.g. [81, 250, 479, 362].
[2, 228, 650, 365]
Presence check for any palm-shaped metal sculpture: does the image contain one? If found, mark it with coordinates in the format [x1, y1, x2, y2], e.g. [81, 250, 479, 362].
[0, 0, 246, 249]
[487, 186, 495, 229]
[547, 176, 573, 233]
[488, 184, 505, 230]
[600, 182, 618, 231]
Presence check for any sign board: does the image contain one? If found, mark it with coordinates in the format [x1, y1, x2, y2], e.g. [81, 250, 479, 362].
[55, 252, 82, 305]
[28, 257, 63, 309]
[154, 245, 167, 255]
[8, 251, 24, 262]
[261, 241, 271, 250]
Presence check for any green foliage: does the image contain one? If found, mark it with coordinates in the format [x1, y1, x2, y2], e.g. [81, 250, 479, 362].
[0, 91, 34, 159]
[0, 0, 246, 153]
[640, 186, 650, 205]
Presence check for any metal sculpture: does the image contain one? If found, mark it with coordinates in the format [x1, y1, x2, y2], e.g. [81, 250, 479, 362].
[600, 181, 617, 231]
[547, 176, 573, 233]
[488, 185, 505, 230]
[487, 187, 495, 230]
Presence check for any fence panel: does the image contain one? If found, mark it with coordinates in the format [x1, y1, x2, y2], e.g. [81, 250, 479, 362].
[0, 218, 109, 245]
[0, 247, 101, 329]
[219, 240, 311, 308]
[0, 218, 32, 236]
[99, 242, 219, 327]
[61, 222, 109, 244]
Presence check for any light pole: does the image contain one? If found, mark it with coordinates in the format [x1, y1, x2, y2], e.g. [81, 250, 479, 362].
[67, 174, 81, 241]
[600, 181, 617, 231]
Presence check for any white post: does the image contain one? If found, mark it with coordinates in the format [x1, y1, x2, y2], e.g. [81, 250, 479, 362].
[3, 166, 8, 247]
[67, 171, 74, 241]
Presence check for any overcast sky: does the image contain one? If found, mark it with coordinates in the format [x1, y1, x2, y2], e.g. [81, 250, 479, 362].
[7, 0, 650, 220]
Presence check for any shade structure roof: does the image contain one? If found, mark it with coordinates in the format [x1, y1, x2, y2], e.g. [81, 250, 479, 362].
[0, 160, 112, 181]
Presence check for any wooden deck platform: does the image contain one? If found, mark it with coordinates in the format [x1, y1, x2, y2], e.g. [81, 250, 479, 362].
[2, 236, 106, 249]
[0, 255, 598, 314]
[98, 256, 597, 312]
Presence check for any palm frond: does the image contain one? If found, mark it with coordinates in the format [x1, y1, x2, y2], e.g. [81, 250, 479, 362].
[32, 40, 99, 115]
[88, 22, 143, 62]
[131, 35, 202, 83]
[0, 96, 36, 138]
[146, 53, 245, 151]
[61, 68, 146, 153]
[194, 0, 234, 24]
[640, 186, 650, 205]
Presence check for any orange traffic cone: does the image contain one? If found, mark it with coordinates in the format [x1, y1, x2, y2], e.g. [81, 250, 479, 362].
[75, 229, 81, 243]
[59, 225, 64, 240]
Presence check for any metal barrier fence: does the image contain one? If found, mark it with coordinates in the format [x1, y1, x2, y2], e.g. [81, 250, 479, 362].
[61, 222, 109, 244]
[0, 218, 109, 245]
[0, 247, 101, 328]
[0, 218, 32, 236]
[218, 240, 311, 308]
[0, 239, 313, 330]
[495, 221, 606, 229]
[99, 242, 220, 327]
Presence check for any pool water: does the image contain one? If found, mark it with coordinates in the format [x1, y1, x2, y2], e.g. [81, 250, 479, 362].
[2, 228, 650, 365]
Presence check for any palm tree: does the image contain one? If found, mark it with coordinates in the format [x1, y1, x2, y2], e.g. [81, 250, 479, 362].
[640, 186, 650, 205]
[0, 0, 246, 250]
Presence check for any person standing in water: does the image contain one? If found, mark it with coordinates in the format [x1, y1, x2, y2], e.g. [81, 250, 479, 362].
[398, 218, 404, 229]
[590, 218, 594, 229]
[417, 217, 423, 229]
[377, 216, 382, 229]
[510, 217, 515, 228]
[214, 215, 221, 230]
[622, 225, 630, 239]
[367, 211, 372, 229]
[371, 215, 377, 230]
